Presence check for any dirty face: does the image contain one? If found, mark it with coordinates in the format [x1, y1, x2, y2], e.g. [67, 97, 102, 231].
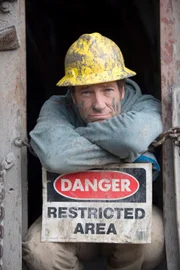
[71, 81, 124, 123]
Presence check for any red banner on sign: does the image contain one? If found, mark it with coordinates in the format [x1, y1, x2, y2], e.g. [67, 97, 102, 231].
[54, 171, 139, 200]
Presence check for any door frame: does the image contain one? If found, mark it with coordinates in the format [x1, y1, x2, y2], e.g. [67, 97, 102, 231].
[160, 0, 180, 269]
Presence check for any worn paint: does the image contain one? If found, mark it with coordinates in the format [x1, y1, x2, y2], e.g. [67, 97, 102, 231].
[160, 0, 180, 269]
[0, 25, 19, 51]
[0, 0, 27, 269]
[172, 88, 180, 263]
[56, 33, 136, 87]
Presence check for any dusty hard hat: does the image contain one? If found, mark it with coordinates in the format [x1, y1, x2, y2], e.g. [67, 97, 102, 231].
[57, 32, 136, 87]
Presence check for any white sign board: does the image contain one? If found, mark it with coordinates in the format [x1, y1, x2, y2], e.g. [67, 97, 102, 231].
[42, 163, 152, 243]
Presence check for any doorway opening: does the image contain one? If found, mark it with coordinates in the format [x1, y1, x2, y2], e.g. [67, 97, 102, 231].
[26, 0, 163, 242]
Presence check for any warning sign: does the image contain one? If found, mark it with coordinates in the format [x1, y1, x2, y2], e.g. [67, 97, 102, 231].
[42, 163, 152, 243]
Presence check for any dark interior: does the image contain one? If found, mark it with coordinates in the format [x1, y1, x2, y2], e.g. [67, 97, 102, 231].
[26, 0, 165, 268]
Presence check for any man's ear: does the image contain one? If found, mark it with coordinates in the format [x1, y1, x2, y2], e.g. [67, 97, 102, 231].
[117, 79, 125, 100]
[121, 86, 125, 100]
[70, 87, 76, 104]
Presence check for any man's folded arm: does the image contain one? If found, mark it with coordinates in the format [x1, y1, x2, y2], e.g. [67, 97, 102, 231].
[76, 97, 163, 162]
[30, 96, 120, 174]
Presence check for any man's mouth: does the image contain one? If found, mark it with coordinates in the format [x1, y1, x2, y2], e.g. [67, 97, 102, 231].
[88, 114, 110, 121]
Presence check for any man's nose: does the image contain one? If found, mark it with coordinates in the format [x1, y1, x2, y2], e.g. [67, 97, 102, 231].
[92, 94, 106, 111]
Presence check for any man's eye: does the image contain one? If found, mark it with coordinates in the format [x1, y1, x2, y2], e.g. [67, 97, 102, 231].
[105, 88, 113, 93]
[81, 90, 90, 96]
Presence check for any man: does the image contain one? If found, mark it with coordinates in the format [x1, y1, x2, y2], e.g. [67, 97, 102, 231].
[23, 33, 164, 270]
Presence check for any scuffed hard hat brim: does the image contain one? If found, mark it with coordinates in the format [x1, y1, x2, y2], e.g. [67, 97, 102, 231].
[56, 67, 136, 87]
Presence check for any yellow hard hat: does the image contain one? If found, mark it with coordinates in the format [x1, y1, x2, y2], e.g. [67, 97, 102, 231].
[57, 32, 136, 87]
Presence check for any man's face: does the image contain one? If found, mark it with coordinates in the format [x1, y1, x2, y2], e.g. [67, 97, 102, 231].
[71, 81, 124, 123]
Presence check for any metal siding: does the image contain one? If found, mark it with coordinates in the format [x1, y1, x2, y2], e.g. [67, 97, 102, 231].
[160, 0, 180, 269]
[0, 0, 27, 269]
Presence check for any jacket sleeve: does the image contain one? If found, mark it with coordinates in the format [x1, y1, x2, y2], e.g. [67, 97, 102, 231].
[76, 95, 163, 162]
[29, 95, 120, 174]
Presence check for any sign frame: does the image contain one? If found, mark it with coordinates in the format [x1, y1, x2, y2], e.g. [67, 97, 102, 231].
[42, 163, 152, 244]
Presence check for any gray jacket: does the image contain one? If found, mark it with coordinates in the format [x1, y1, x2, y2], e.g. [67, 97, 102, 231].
[30, 79, 163, 175]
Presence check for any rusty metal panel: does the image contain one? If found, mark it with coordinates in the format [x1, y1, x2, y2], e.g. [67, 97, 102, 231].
[0, 0, 27, 269]
[160, 0, 180, 269]
[172, 87, 180, 256]
[42, 164, 152, 244]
